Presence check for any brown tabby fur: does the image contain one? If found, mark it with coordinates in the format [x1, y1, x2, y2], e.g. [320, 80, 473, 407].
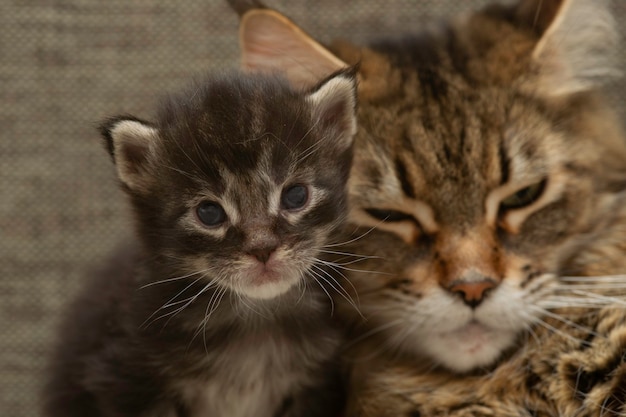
[227, 0, 626, 416]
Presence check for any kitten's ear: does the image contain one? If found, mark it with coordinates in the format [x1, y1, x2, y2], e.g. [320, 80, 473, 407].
[236, 7, 348, 89]
[519, 0, 620, 96]
[99, 116, 158, 192]
[307, 69, 358, 150]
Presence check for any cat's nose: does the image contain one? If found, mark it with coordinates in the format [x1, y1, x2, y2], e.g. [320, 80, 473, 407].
[447, 279, 496, 308]
[247, 246, 277, 264]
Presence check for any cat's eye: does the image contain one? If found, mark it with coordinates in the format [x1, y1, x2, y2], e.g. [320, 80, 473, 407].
[196, 201, 226, 227]
[500, 179, 547, 211]
[365, 208, 415, 223]
[281, 184, 309, 210]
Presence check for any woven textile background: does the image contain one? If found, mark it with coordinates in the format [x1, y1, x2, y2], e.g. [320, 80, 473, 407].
[2, 1, 625, 416]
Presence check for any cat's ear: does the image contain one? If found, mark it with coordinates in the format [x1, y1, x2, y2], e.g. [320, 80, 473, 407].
[519, 0, 620, 96]
[307, 69, 358, 150]
[236, 7, 348, 89]
[99, 116, 159, 192]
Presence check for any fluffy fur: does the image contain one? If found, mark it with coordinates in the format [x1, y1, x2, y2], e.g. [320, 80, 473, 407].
[43, 70, 358, 417]
[228, 0, 626, 415]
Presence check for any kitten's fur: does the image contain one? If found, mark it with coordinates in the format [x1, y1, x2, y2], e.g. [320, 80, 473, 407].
[228, 0, 626, 415]
[43, 70, 357, 417]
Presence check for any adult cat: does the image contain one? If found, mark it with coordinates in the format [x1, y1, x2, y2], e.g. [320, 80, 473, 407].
[228, 0, 626, 415]
[44, 70, 357, 417]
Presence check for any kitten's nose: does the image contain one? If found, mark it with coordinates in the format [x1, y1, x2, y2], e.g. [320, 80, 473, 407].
[447, 279, 496, 309]
[247, 246, 277, 264]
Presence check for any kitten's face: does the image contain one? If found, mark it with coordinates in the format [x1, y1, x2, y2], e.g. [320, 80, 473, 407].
[229, 0, 626, 371]
[102, 72, 357, 300]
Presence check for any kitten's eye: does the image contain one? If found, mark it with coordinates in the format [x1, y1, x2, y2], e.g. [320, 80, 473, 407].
[365, 208, 415, 222]
[500, 179, 547, 211]
[196, 201, 226, 227]
[281, 184, 309, 210]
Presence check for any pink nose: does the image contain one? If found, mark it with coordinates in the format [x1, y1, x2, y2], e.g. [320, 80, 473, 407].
[247, 246, 276, 264]
[447, 280, 497, 308]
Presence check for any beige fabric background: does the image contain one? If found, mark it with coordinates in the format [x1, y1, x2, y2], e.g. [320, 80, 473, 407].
[1, 1, 625, 415]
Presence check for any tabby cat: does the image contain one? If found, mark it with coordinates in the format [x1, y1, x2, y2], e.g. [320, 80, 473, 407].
[43, 70, 357, 417]
[228, 0, 626, 415]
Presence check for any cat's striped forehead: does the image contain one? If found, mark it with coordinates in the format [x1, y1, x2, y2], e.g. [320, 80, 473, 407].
[350, 75, 558, 225]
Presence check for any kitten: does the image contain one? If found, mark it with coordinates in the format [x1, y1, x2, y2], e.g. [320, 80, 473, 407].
[228, 0, 626, 415]
[43, 69, 357, 417]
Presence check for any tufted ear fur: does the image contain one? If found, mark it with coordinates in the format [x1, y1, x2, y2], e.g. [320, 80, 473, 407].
[518, 0, 620, 96]
[236, 7, 348, 89]
[306, 69, 358, 151]
[99, 117, 159, 193]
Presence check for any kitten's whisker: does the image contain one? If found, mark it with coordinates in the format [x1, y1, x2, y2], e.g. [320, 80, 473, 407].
[308, 274, 335, 316]
[323, 222, 384, 248]
[316, 259, 361, 307]
[343, 318, 407, 349]
[237, 290, 271, 320]
[295, 272, 308, 305]
[141, 276, 206, 328]
[187, 284, 227, 350]
[316, 259, 392, 276]
[294, 136, 325, 166]
[310, 264, 363, 317]
[170, 134, 206, 178]
[317, 248, 382, 260]
[154, 161, 205, 184]
[161, 279, 219, 329]
[139, 269, 209, 289]
[202, 286, 228, 353]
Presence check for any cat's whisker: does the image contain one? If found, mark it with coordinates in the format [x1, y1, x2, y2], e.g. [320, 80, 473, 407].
[521, 317, 542, 347]
[560, 274, 626, 283]
[529, 306, 603, 342]
[569, 290, 626, 306]
[555, 283, 626, 291]
[531, 318, 589, 346]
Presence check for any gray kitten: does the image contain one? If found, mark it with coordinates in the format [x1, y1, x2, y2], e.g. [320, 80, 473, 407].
[43, 69, 357, 417]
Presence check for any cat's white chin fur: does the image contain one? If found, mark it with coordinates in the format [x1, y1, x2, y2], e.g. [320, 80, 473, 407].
[421, 323, 517, 373]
